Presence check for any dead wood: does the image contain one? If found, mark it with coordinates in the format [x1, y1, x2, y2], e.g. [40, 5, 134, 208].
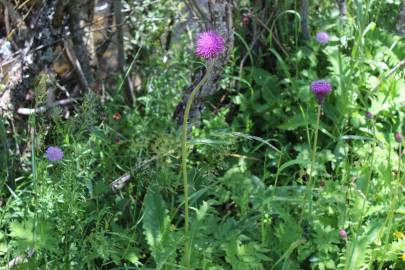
[114, 0, 135, 106]
[17, 97, 80, 115]
[110, 172, 132, 191]
[64, 39, 91, 93]
[66, 0, 95, 90]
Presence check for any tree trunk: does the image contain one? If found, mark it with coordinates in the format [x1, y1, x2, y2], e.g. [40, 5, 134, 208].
[300, 0, 310, 40]
[397, 4, 405, 36]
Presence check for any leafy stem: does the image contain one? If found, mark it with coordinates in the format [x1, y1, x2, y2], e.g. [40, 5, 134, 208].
[300, 105, 321, 226]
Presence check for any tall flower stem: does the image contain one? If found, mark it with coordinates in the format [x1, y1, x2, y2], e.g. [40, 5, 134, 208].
[181, 59, 215, 268]
[300, 105, 322, 225]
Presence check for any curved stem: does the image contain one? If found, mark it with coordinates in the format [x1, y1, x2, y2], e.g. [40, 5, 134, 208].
[181, 59, 215, 268]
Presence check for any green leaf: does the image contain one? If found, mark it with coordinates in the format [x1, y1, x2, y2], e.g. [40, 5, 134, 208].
[9, 219, 58, 253]
[142, 187, 177, 269]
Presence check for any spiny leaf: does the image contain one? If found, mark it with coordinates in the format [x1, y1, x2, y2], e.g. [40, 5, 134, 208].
[142, 187, 177, 269]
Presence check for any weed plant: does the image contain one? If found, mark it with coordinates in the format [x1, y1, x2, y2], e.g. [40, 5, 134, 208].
[0, 1, 404, 269]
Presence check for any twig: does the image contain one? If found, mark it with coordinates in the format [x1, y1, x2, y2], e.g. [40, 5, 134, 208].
[63, 40, 90, 93]
[114, 0, 135, 106]
[67, 0, 94, 88]
[17, 98, 80, 115]
[110, 172, 132, 191]
[255, 16, 288, 56]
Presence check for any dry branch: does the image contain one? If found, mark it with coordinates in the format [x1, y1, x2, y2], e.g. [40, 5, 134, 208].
[17, 98, 80, 115]
[110, 172, 132, 191]
[64, 40, 91, 93]
[67, 0, 94, 89]
[114, 0, 135, 106]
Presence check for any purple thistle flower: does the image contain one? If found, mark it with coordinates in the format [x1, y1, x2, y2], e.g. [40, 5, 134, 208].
[46, 146, 64, 162]
[395, 132, 403, 143]
[195, 31, 225, 59]
[339, 229, 347, 239]
[316, 32, 330, 45]
[310, 80, 332, 104]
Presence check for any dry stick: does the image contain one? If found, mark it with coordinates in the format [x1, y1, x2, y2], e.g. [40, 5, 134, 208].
[114, 0, 135, 106]
[238, 2, 283, 75]
[110, 172, 132, 191]
[67, 0, 94, 89]
[255, 16, 289, 56]
[63, 40, 90, 93]
[0, 0, 26, 32]
[17, 98, 80, 115]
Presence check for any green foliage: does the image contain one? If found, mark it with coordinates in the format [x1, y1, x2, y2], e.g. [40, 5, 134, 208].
[9, 218, 58, 253]
[142, 188, 178, 268]
[1, 0, 404, 269]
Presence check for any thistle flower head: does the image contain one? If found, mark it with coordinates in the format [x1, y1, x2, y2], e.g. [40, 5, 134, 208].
[316, 32, 329, 45]
[195, 31, 225, 59]
[46, 146, 64, 161]
[310, 80, 332, 104]
[339, 229, 347, 239]
[395, 132, 403, 143]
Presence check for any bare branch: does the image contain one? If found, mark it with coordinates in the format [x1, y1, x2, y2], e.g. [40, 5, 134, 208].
[111, 172, 132, 191]
[114, 0, 135, 106]
[17, 98, 80, 115]
[64, 40, 90, 93]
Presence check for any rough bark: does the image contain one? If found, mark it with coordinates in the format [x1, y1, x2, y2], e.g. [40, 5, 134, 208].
[114, 0, 135, 106]
[10, 1, 59, 108]
[337, 0, 347, 16]
[67, 0, 95, 91]
[397, 4, 405, 36]
[174, 0, 234, 125]
[300, 0, 310, 40]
